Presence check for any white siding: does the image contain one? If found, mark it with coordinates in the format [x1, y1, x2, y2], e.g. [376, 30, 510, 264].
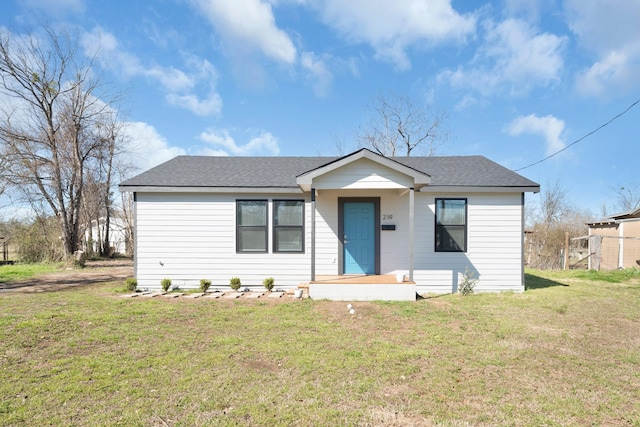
[313, 158, 413, 189]
[135, 193, 311, 290]
[314, 191, 340, 275]
[313, 190, 525, 293]
[411, 193, 525, 293]
[134, 190, 525, 294]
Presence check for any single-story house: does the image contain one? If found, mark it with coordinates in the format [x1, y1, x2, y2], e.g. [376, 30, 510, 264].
[587, 208, 640, 270]
[119, 149, 540, 300]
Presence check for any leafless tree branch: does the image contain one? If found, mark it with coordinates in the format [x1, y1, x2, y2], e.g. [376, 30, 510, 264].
[356, 93, 449, 157]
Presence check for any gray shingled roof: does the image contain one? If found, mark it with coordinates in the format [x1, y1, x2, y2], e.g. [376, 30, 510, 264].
[119, 152, 539, 189]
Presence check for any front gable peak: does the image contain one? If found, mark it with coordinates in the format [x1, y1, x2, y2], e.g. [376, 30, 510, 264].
[296, 149, 431, 192]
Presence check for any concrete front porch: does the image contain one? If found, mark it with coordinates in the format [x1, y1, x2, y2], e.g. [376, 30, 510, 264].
[304, 274, 417, 301]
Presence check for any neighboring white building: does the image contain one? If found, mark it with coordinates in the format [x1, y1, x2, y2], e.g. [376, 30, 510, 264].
[84, 215, 129, 256]
[119, 149, 539, 300]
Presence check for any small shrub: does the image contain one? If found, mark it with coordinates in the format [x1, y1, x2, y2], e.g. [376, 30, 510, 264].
[199, 279, 212, 292]
[229, 277, 241, 291]
[263, 277, 275, 291]
[125, 278, 138, 292]
[161, 278, 172, 292]
[459, 268, 477, 296]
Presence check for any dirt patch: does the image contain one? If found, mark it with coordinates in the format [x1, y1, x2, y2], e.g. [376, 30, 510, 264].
[0, 259, 133, 293]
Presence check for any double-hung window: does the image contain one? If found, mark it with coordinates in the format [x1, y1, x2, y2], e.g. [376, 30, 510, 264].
[273, 200, 304, 253]
[435, 198, 467, 252]
[236, 200, 268, 253]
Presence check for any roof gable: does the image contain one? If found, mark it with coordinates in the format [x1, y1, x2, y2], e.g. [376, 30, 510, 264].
[296, 149, 430, 191]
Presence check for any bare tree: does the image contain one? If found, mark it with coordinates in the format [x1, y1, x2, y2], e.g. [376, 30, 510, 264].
[356, 93, 448, 157]
[331, 133, 348, 156]
[526, 180, 595, 269]
[611, 184, 640, 212]
[540, 181, 568, 224]
[0, 25, 121, 259]
[119, 183, 135, 257]
[0, 160, 7, 199]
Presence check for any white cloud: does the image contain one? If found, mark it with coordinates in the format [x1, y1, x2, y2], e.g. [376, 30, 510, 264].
[188, 0, 297, 64]
[300, 51, 333, 97]
[314, 0, 475, 70]
[440, 18, 566, 97]
[565, 0, 640, 96]
[166, 93, 222, 117]
[81, 27, 222, 116]
[122, 122, 186, 172]
[575, 51, 636, 97]
[162, 55, 223, 116]
[506, 114, 565, 156]
[146, 66, 194, 93]
[199, 129, 281, 156]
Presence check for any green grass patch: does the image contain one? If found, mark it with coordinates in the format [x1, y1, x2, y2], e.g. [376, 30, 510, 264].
[528, 266, 640, 283]
[0, 262, 63, 283]
[0, 269, 639, 425]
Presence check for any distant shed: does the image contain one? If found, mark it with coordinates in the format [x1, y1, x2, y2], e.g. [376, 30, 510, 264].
[587, 208, 640, 270]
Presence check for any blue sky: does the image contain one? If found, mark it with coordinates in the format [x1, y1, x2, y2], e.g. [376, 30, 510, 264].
[1, 0, 639, 215]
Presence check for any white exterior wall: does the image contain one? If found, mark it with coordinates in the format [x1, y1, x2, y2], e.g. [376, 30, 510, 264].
[135, 192, 311, 290]
[314, 190, 524, 293]
[134, 190, 525, 293]
[314, 191, 340, 275]
[412, 192, 524, 293]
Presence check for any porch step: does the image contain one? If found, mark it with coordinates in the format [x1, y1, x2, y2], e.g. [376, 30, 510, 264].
[308, 283, 416, 301]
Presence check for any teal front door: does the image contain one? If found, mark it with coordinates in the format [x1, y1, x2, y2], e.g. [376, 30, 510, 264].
[343, 202, 375, 274]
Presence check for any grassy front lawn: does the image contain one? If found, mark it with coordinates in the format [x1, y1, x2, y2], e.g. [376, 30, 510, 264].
[1, 269, 639, 426]
[0, 263, 63, 283]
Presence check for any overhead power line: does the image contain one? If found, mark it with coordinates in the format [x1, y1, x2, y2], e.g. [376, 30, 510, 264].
[514, 97, 640, 172]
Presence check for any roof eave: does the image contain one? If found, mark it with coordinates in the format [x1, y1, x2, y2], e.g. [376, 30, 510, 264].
[118, 185, 303, 194]
[419, 185, 540, 193]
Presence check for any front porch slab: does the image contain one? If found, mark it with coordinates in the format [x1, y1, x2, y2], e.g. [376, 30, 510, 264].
[309, 276, 416, 301]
